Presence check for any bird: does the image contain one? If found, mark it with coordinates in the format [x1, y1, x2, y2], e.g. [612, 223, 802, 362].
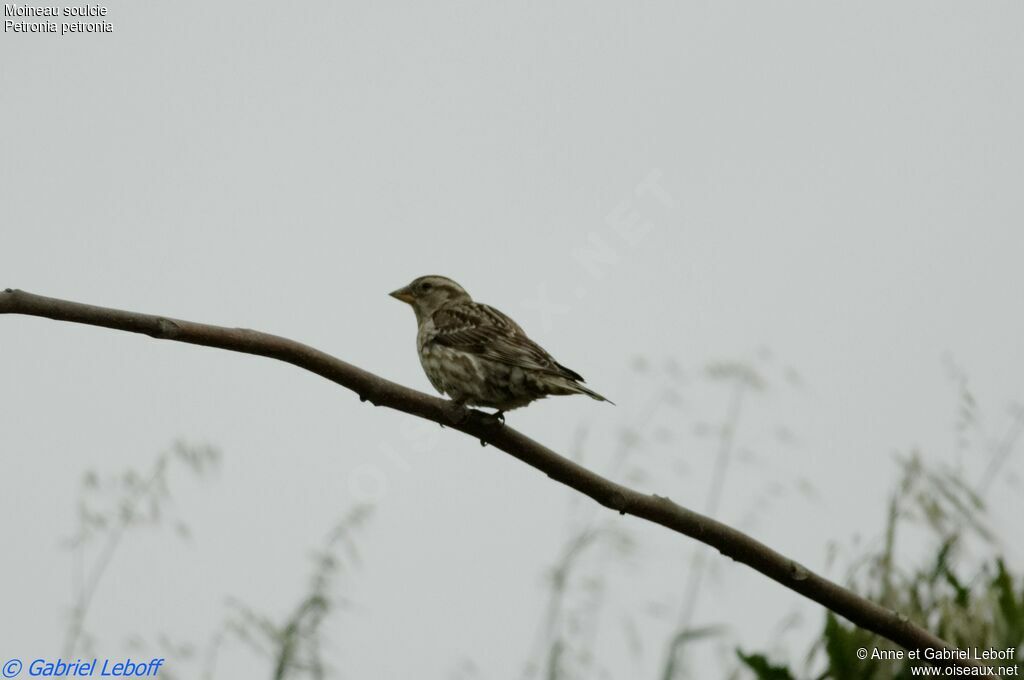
[389, 275, 611, 421]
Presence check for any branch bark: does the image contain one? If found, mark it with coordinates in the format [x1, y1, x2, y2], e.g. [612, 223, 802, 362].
[0, 288, 982, 669]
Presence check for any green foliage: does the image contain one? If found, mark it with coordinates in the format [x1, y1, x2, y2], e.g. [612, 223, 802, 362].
[738, 454, 1024, 679]
[217, 504, 375, 680]
[821, 613, 880, 680]
[736, 651, 796, 680]
[661, 626, 728, 680]
[64, 441, 221, 660]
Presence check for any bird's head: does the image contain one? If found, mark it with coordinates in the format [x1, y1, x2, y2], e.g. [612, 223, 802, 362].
[390, 275, 471, 321]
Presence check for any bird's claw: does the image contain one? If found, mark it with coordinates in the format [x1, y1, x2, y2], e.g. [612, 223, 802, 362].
[481, 410, 505, 426]
[445, 402, 470, 426]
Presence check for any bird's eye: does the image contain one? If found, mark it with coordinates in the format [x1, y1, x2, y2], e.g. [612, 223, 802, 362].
[420, 282, 433, 292]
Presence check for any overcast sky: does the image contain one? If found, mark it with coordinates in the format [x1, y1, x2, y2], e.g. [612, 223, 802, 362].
[2, 2, 1022, 678]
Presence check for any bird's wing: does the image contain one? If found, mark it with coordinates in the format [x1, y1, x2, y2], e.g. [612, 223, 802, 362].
[430, 302, 585, 381]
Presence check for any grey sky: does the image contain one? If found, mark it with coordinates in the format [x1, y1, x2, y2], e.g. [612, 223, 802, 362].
[2, 2, 1022, 677]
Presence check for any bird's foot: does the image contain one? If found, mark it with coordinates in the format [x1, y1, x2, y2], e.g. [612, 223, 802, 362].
[477, 410, 506, 446]
[445, 401, 470, 426]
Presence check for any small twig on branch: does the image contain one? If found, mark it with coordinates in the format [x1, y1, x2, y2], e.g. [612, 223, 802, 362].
[0, 288, 984, 670]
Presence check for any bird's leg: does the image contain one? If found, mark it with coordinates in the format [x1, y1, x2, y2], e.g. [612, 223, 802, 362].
[444, 400, 470, 426]
[477, 410, 505, 446]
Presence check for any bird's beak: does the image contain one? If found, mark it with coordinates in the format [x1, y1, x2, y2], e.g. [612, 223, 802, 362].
[389, 286, 415, 304]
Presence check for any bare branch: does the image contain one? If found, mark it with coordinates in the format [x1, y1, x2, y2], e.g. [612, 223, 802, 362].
[0, 288, 984, 669]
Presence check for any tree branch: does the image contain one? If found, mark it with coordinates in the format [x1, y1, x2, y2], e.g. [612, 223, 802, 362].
[0, 288, 982, 669]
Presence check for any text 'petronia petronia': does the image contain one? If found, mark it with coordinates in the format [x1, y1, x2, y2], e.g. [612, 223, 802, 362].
[3, 4, 115, 34]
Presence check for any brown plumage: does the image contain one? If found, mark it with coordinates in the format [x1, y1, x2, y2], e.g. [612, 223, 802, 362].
[389, 275, 611, 417]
